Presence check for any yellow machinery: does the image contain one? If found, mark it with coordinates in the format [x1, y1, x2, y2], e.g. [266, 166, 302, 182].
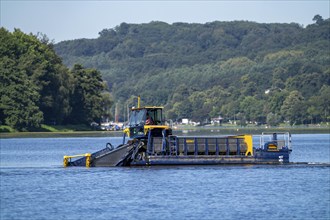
[123, 96, 172, 140]
[63, 97, 291, 167]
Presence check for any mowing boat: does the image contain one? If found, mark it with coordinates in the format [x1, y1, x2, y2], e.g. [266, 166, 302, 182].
[63, 97, 292, 167]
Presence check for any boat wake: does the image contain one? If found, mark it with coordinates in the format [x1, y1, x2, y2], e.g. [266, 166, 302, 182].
[290, 162, 330, 167]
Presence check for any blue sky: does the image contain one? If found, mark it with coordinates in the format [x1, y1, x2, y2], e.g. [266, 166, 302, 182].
[1, 1, 329, 43]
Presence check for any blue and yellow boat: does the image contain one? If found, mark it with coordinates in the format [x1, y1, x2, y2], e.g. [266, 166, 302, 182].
[63, 97, 292, 167]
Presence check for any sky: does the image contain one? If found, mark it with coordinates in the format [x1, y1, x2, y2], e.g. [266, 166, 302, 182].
[1, 0, 329, 43]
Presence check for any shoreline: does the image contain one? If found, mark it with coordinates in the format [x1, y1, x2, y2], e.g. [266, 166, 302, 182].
[172, 126, 330, 136]
[0, 131, 123, 139]
[1, 126, 329, 138]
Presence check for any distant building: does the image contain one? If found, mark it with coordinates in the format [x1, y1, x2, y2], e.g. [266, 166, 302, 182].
[211, 116, 223, 125]
[182, 118, 189, 125]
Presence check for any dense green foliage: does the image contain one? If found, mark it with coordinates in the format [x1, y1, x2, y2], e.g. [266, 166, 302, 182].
[3, 17, 328, 131]
[46, 16, 330, 125]
[0, 28, 112, 131]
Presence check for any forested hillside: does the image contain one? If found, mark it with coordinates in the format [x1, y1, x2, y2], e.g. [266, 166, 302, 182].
[0, 28, 112, 131]
[56, 16, 330, 125]
[1, 16, 328, 131]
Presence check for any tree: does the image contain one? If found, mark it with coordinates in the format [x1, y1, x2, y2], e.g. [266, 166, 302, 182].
[239, 96, 265, 123]
[68, 64, 108, 125]
[307, 85, 330, 123]
[188, 91, 209, 122]
[101, 92, 113, 121]
[318, 85, 330, 121]
[313, 15, 324, 25]
[0, 28, 115, 129]
[0, 28, 74, 126]
[172, 101, 192, 120]
[266, 112, 281, 126]
[266, 90, 289, 115]
[0, 57, 43, 130]
[280, 91, 306, 125]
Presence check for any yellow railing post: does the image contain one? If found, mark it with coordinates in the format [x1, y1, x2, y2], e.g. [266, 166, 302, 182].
[85, 153, 92, 167]
[63, 156, 69, 167]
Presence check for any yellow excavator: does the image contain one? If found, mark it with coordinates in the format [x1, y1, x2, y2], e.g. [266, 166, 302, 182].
[123, 96, 172, 141]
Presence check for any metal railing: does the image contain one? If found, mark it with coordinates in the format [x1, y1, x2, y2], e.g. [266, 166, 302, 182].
[148, 135, 253, 156]
[63, 153, 91, 167]
[260, 132, 292, 151]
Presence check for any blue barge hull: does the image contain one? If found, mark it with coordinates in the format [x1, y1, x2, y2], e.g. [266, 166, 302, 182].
[132, 155, 289, 166]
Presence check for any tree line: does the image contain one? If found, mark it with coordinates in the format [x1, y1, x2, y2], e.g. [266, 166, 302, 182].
[0, 28, 112, 131]
[54, 15, 330, 126]
[1, 15, 329, 130]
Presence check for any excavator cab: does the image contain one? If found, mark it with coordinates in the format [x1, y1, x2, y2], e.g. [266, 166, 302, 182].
[124, 106, 172, 139]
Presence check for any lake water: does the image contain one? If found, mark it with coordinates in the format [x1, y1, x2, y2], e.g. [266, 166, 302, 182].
[0, 133, 329, 219]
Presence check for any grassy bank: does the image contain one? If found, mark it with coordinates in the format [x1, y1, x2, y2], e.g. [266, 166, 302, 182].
[0, 131, 123, 139]
[0, 124, 123, 138]
[1, 123, 329, 139]
[0, 124, 93, 133]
